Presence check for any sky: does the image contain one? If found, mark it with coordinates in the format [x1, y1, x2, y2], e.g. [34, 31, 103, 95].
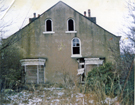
[0, 0, 135, 39]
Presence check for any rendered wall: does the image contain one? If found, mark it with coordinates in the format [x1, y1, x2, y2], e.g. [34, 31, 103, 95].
[4, 2, 120, 83]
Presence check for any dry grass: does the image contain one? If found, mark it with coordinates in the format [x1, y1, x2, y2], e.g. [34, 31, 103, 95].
[0, 83, 120, 105]
[0, 71, 132, 105]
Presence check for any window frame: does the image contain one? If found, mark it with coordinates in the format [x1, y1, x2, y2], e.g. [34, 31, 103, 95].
[65, 18, 77, 33]
[71, 37, 82, 58]
[43, 19, 55, 34]
[20, 59, 46, 84]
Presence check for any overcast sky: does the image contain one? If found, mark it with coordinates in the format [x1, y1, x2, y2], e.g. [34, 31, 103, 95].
[0, 0, 135, 38]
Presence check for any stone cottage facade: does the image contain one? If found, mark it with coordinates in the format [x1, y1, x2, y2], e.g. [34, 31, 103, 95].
[3, 1, 120, 84]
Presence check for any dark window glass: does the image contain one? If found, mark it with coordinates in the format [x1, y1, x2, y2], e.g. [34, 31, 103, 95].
[46, 20, 52, 31]
[76, 43, 80, 46]
[68, 19, 74, 31]
[82, 65, 84, 68]
[73, 47, 80, 54]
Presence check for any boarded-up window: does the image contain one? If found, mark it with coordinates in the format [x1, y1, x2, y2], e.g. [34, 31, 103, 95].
[38, 65, 44, 83]
[20, 59, 46, 84]
[26, 65, 37, 83]
[25, 65, 44, 84]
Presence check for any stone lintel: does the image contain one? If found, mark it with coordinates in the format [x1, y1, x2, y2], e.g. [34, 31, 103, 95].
[84, 58, 103, 65]
[20, 59, 46, 66]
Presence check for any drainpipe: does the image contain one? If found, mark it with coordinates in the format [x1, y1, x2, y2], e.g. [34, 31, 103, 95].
[37, 65, 39, 84]
[25, 65, 26, 84]
[84, 59, 86, 80]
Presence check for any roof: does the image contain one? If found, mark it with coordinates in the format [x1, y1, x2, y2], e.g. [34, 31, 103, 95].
[38, 1, 120, 38]
[7, 1, 121, 38]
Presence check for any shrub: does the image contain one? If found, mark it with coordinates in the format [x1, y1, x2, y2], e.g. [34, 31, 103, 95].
[0, 45, 23, 90]
[85, 63, 120, 97]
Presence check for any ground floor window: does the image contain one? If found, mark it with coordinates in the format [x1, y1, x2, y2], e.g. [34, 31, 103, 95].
[77, 58, 104, 83]
[20, 59, 46, 84]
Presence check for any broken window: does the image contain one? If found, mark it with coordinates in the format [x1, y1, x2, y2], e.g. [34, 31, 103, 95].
[20, 59, 46, 84]
[82, 73, 85, 81]
[68, 19, 74, 31]
[82, 65, 84, 68]
[72, 38, 81, 57]
[73, 38, 80, 54]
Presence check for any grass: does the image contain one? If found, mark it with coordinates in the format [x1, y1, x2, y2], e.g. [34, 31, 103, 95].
[0, 83, 120, 105]
[0, 63, 133, 105]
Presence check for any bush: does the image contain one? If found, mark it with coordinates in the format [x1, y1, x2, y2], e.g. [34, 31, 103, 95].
[85, 63, 120, 97]
[119, 54, 134, 104]
[0, 45, 23, 90]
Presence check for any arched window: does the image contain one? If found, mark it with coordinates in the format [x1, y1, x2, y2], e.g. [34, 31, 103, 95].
[65, 18, 77, 33]
[71, 37, 81, 57]
[68, 19, 75, 31]
[45, 19, 52, 31]
[68, 19, 74, 31]
[43, 19, 55, 34]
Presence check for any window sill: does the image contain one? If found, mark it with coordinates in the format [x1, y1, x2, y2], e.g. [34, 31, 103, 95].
[71, 55, 82, 58]
[65, 31, 77, 34]
[43, 31, 55, 34]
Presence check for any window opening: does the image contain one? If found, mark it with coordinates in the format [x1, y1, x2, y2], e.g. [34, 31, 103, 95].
[82, 73, 85, 81]
[68, 19, 74, 31]
[82, 65, 84, 68]
[46, 19, 52, 31]
[73, 38, 80, 54]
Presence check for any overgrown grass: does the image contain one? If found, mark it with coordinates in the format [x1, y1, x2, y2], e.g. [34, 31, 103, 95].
[0, 82, 118, 104]
[0, 62, 133, 105]
[85, 62, 134, 105]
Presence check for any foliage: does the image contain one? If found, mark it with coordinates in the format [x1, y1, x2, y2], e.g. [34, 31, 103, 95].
[118, 53, 134, 104]
[0, 45, 23, 90]
[85, 63, 120, 97]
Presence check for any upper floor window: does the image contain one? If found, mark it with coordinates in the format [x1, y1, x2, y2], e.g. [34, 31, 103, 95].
[43, 19, 55, 34]
[45, 19, 52, 31]
[68, 19, 74, 31]
[66, 18, 77, 33]
[71, 37, 82, 57]
[46, 19, 52, 31]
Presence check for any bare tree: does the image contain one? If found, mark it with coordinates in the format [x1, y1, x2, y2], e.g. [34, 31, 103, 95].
[115, 1, 135, 104]
[120, 1, 135, 53]
[126, 1, 135, 43]
[101, 1, 135, 104]
[0, 0, 13, 43]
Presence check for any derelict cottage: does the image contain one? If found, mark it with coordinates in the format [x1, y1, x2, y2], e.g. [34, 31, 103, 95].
[3, 1, 120, 84]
